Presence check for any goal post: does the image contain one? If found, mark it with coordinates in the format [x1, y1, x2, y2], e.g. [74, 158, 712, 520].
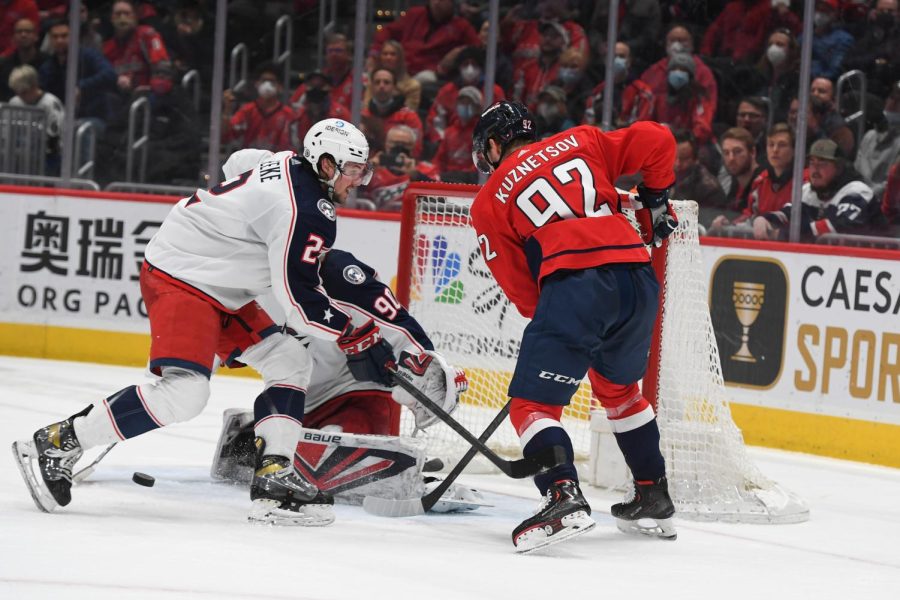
[395, 181, 809, 524]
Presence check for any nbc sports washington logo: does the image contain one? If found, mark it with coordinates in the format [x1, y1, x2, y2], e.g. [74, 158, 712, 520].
[710, 257, 788, 388]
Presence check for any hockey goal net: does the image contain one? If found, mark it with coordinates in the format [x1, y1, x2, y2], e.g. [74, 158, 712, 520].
[396, 182, 808, 524]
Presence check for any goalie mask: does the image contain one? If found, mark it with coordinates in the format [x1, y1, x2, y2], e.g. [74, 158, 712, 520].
[303, 118, 373, 194]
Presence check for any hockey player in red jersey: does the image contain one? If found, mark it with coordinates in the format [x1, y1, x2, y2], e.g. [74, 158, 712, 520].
[12, 119, 397, 526]
[470, 101, 679, 552]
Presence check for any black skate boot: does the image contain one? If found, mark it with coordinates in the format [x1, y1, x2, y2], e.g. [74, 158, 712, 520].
[611, 477, 677, 540]
[12, 416, 84, 512]
[512, 479, 596, 553]
[248, 438, 334, 526]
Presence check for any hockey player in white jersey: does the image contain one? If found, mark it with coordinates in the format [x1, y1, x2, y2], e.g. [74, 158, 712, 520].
[12, 119, 396, 526]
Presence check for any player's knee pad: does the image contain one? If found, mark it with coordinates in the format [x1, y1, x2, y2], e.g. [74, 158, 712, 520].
[240, 333, 310, 390]
[142, 367, 211, 425]
[588, 369, 655, 433]
[509, 398, 564, 446]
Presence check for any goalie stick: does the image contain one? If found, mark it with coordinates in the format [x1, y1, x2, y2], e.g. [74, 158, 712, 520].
[363, 401, 511, 517]
[386, 364, 565, 478]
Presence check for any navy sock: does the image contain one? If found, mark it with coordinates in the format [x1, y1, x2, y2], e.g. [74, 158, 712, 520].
[613, 419, 666, 481]
[253, 386, 306, 423]
[523, 426, 577, 495]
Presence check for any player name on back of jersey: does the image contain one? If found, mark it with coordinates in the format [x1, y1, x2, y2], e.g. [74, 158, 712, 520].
[494, 134, 580, 203]
[258, 159, 283, 182]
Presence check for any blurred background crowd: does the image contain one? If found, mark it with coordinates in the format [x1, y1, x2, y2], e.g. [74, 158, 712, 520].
[1, 0, 899, 242]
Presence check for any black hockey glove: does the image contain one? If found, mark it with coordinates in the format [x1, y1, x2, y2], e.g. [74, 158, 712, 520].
[337, 320, 395, 387]
[635, 184, 679, 247]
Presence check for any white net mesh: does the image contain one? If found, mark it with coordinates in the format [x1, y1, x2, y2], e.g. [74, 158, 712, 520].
[398, 188, 808, 523]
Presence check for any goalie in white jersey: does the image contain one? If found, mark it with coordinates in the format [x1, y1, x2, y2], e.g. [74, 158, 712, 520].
[12, 119, 404, 526]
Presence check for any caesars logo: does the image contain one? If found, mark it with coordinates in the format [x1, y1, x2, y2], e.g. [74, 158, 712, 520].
[710, 256, 788, 388]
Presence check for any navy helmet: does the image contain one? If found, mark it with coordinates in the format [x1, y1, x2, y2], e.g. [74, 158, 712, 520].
[471, 101, 536, 174]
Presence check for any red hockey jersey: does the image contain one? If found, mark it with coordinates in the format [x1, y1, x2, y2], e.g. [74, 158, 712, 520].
[470, 122, 675, 318]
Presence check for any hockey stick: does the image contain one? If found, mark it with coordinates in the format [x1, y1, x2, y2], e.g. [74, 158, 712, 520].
[72, 443, 117, 484]
[363, 401, 511, 517]
[386, 365, 565, 478]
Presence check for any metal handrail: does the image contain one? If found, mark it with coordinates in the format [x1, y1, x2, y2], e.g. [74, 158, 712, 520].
[317, 0, 338, 70]
[273, 15, 293, 98]
[817, 232, 900, 249]
[228, 43, 249, 95]
[182, 69, 201, 113]
[0, 104, 47, 176]
[0, 172, 100, 190]
[835, 69, 867, 147]
[73, 120, 97, 179]
[126, 96, 151, 183]
[105, 181, 197, 196]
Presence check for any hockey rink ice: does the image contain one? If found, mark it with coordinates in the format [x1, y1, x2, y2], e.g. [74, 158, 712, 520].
[1, 356, 898, 600]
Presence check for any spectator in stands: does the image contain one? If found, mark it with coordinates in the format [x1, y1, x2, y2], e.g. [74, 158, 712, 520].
[222, 63, 295, 152]
[0, 0, 38, 58]
[432, 86, 481, 183]
[882, 158, 900, 225]
[842, 0, 900, 98]
[652, 53, 714, 145]
[534, 85, 575, 138]
[78, 2, 104, 52]
[426, 47, 504, 147]
[514, 20, 569, 110]
[718, 123, 802, 230]
[855, 80, 900, 199]
[735, 96, 770, 166]
[39, 19, 116, 133]
[361, 68, 424, 156]
[7, 64, 64, 172]
[0, 17, 47, 101]
[291, 71, 351, 147]
[553, 48, 592, 125]
[104, 0, 174, 106]
[672, 130, 726, 224]
[583, 41, 654, 129]
[473, 19, 514, 92]
[159, 0, 213, 84]
[753, 139, 877, 240]
[363, 124, 438, 211]
[292, 33, 355, 111]
[640, 23, 717, 131]
[370, 0, 479, 78]
[502, 3, 588, 71]
[808, 81, 857, 158]
[365, 40, 421, 111]
[753, 28, 799, 124]
[758, 0, 803, 36]
[804, 0, 854, 81]
[588, 0, 661, 73]
[709, 127, 765, 232]
[701, 0, 770, 65]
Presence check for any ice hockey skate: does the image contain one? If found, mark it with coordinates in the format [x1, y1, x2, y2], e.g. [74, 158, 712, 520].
[12, 416, 84, 513]
[611, 477, 677, 540]
[512, 479, 596, 554]
[248, 440, 335, 526]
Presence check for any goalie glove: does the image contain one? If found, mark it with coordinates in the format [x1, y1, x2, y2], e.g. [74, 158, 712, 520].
[633, 184, 678, 247]
[393, 350, 467, 429]
[337, 320, 396, 387]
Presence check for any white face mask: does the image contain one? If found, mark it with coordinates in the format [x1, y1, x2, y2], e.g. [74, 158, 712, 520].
[257, 80, 278, 99]
[813, 11, 831, 29]
[666, 41, 687, 58]
[766, 44, 787, 67]
[460, 64, 481, 84]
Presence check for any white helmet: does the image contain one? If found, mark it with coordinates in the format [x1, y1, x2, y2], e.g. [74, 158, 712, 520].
[302, 118, 372, 185]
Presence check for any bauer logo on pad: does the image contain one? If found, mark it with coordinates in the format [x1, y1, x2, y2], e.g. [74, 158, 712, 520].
[709, 256, 788, 389]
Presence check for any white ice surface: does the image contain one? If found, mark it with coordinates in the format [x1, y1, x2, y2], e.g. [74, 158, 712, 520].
[1, 356, 898, 600]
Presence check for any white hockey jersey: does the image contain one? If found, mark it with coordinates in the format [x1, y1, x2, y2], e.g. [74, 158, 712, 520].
[144, 150, 351, 340]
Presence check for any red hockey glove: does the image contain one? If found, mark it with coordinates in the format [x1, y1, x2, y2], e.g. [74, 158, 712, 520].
[337, 320, 395, 387]
[634, 184, 678, 247]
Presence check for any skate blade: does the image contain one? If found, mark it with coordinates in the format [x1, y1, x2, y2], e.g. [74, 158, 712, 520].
[514, 511, 597, 554]
[248, 499, 335, 527]
[11, 440, 59, 513]
[615, 516, 677, 540]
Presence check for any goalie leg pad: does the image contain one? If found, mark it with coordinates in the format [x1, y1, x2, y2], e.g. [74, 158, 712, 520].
[510, 399, 576, 494]
[303, 391, 396, 435]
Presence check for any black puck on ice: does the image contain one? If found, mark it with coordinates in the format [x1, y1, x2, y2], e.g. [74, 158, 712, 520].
[132, 472, 155, 487]
[423, 457, 444, 472]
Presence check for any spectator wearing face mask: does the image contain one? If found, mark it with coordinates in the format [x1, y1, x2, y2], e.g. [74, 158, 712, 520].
[552, 48, 592, 125]
[222, 64, 295, 152]
[291, 71, 351, 145]
[534, 85, 575, 138]
[855, 80, 900, 200]
[651, 53, 714, 145]
[589, 0, 662, 72]
[426, 47, 504, 145]
[513, 20, 573, 111]
[753, 28, 799, 124]
[800, 0, 854, 80]
[364, 40, 421, 111]
[639, 24, 717, 124]
[361, 67, 424, 156]
[842, 0, 900, 98]
[362, 124, 439, 211]
[501, 4, 588, 71]
[432, 86, 481, 183]
[583, 41, 654, 129]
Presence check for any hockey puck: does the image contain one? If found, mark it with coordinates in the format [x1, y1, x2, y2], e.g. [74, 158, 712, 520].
[132, 472, 155, 487]
[423, 458, 444, 472]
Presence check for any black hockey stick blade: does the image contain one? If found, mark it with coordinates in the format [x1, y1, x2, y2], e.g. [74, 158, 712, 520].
[387, 365, 564, 478]
[364, 401, 513, 518]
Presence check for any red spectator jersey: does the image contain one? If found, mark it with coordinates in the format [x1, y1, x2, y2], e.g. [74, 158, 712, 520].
[737, 167, 807, 223]
[426, 81, 505, 143]
[103, 25, 173, 94]
[515, 58, 562, 110]
[640, 56, 717, 126]
[363, 163, 439, 211]
[651, 91, 714, 144]
[290, 69, 357, 113]
[370, 6, 480, 75]
[360, 105, 424, 156]
[470, 123, 675, 318]
[432, 118, 477, 175]
[583, 80, 655, 126]
[1, 0, 39, 57]
[225, 100, 295, 152]
[501, 19, 588, 70]
[883, 162, 900, 225]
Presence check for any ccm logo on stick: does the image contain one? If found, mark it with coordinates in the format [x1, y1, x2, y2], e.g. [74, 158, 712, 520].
[538, 371, 581, 385]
